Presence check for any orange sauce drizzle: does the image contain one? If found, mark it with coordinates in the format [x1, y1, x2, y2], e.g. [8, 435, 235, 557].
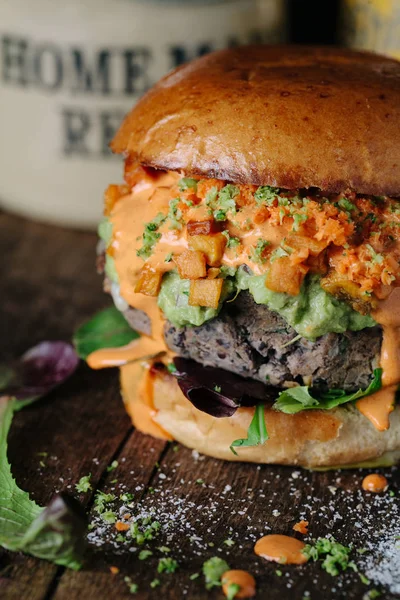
[361, 473, 388, 493]
[88, 170, 400, 437]
[120, 360, 173, 441]
[254, 534, 307, 565]
[357, 288, 400, 430]
[221, 570, 256, 599]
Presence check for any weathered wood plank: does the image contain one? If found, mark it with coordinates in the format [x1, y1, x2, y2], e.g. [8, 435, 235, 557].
[52, 439, 400, 600]
[0, 213, 140, 599]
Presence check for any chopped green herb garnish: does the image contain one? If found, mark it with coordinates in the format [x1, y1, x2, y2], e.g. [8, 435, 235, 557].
[157, 557, 179, 574]
[205, 186, 219, 205]
[107, 460, 118, 472]
[225, 583, 241, 600]
[366, 244, 384, 265]
[276, 569, 282, 576]
[124, 577, 138, 594]
[101, 510, 116, 524]
[196, 479, 205, 485]
[223, 538, 235, 547]
[120, 493, 134, 503]
[139, 550, 153, 560]
[93, 491, 116, 514]
[130, 518, 161, 544]
[168, 198, 183, 230]
[178, 177, 198, 192]
[137, 212, 166, 260]
[292, 212, 308, 231]
[270, 245, 291, 261]
[158, 546, 171, 554]
[190, 572, 200, 580]
[214, 385, 222, 393]
[167, 362, 177, 374]
[359, 573, 370, 585]
[203, 556, 230, 590]
[206, 184, 238, 221]
[338, 197, 356, 212]
[215, 209, 228, 221]
[302, 537, 354, 576]
[164, 252, 173, 263]
[75, 474, 92, 493]
[218, 185, 239, 212]
[364, 590, 381, 599]
[150, 579, 160, 589]
[250, 239, 271, 264]
[254, 185, 280, 206]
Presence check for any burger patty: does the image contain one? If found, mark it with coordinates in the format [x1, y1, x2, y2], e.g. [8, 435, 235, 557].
[122, 290, 382, 393]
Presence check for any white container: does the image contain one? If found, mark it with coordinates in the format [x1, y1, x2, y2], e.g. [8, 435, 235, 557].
[0, 0, 285, 229]
[342, 0, 400, 60]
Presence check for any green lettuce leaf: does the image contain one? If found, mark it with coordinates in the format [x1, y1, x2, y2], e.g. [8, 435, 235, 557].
[274, 368, 383, 414]
[0, 397, 85, 569]
[230, 404, 268, 455]
[73, 306, 139, 360]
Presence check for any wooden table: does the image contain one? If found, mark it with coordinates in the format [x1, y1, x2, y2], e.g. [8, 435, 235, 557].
[1, 211, 399, 600]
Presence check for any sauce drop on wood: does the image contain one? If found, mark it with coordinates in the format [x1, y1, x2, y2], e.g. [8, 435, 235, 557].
[361, 473, 388, 493]
[221, 570, 256, 599]
[254, 534, 307, 565]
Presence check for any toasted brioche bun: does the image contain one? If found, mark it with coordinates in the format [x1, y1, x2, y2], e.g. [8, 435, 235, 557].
[121, 366, 400, 469]
[112, 45, 400, 197]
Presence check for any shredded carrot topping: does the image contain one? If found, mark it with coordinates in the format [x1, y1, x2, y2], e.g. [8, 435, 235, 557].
[115, 165, 400, 306]
[293, 520, 309, 534]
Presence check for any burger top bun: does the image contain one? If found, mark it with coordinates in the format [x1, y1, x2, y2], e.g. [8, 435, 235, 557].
[112, 45, 400, 197]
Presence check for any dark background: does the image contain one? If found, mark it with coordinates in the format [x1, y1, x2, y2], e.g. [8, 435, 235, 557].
[288, 0, 341, 45]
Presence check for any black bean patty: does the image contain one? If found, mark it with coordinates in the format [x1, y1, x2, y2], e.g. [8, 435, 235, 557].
[122, 291, 381, 393]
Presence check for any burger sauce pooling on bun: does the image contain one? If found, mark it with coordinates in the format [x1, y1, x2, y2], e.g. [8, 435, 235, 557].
[357, 289, 400, 430]
[87, 168, 400, 435]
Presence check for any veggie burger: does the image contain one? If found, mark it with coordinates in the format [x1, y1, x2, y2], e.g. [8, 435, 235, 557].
[90, 45, 400, 467]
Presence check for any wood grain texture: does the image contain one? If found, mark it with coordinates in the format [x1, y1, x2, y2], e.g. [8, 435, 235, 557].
[0, 211, 399, 600]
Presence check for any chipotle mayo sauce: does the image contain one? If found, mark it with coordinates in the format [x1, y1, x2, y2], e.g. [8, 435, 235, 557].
[357, 288, 400, 430]
[87, 170, 400, 437]
[254, 534, 307, 565]
[221, 570, 256, 599]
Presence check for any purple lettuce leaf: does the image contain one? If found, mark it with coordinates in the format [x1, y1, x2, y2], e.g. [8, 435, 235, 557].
[172, 357, 276, 418]
[0, 341, 79, 405]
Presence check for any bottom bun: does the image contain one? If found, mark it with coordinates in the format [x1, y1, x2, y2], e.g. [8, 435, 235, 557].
[120, 362, 400, 468]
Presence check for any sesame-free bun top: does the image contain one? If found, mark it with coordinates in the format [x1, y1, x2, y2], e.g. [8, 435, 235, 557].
[112, 45, 400, 196]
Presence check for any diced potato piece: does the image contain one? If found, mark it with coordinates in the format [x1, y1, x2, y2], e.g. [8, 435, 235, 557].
[187, 219, 222, 236]
[174, 250, 207, 280]
[188, 233, 227, 267]
[307, 251, 328, 275]
[207, 268, 221, 279]
[189, 278, 223, 309]
[321, 270, 373, 313]
[104, 184, 131, 216]
[265, 257, 308, 296]
[286, 233, 328, 256]
[135, 267, 162, 296]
